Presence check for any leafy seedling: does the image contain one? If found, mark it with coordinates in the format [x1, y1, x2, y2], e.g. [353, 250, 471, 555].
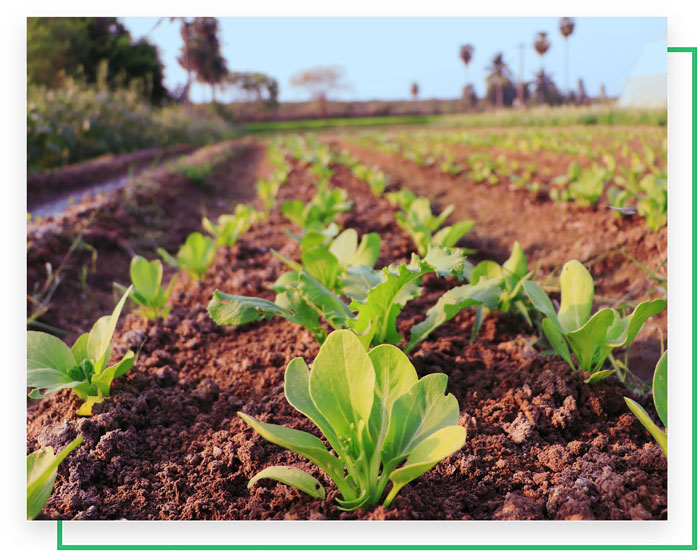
[274, 228, 381, 296]
[123, 255, 175, 321]
[27, 435, 83, 519]
[208, 246, 469, 348]
[523, 260, 665, 382]
[568, 164, 609, 207]
[27, 287, 135, 415]
[420, 241, 534, 346]
[395, 197, 475, 256]
[624, 351, 667, 456]
[202, 204, 257, 247]
[240, 330, 466, 509]
[158, 232, 218, 281]
[282, 188, 353, 231]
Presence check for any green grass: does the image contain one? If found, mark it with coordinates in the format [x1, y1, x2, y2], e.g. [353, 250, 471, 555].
[243, 114, 436, 133]
[243, 105, 666, 135]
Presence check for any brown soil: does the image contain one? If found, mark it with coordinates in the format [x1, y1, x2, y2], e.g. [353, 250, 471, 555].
[334, 139, 667, 376]
[27, 153, 667, 520]
[27, 140, 265, 343]
[28, 145, 195, 211]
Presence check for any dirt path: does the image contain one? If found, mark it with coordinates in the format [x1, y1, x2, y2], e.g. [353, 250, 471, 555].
[28, 145, 195, 212]
[27, 156, 667, 521]
[27, 140, 266, 341]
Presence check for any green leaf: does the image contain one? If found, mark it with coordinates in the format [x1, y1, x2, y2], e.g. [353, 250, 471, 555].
[341, 265, 382, 304]
[27, 436, 83, 519]
[501, 241, 528, 291]
[27, 332, 82, 398]
[366, 344, 419, 449]
[381, 374, 460, 471]
[605, 299, 666, 347]
[301, 246, 339, 290]
[238, 412, 346, 484]
[432, 220, 475, 249]
[308, 330, 375, 449]
[566, 308, 615, 372]
[284, 357, 342, 452]
[70, 333, 90, 363]
[208, 290, 288, 326]
[76, 395, 105, 416]
[27, 331, 76, 377]
[328, 229, 358, 266]
[558, 260, 594, 332]
[91, 350, 135, 397]
[653, 351, 667, 428]
[352, 232, 381, 268]
[470, 261, 501, 286]
[281, 200, 306, 227]
[542, 317, 575, 370]
[208, 289, 327, 343]
[177, 232, 217, 280]
[423, 245, 468, 279]
[350, 261, 425, 346]
[130, 256, 162, 303]
[383, 425, 465, 506]
[86, 286, 132, 371]
[405, 278, 502, 352]
[523, 280, 562, 329]
[248, 466, 325, 499]
[624, 398, 667, 456]
[585, 369, 615, 384]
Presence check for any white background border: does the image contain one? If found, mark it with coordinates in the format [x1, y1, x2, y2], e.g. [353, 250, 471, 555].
[3, 1, 697, 556]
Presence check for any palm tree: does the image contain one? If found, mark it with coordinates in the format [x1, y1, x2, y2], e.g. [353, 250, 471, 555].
[559, 17, 575, 99]
[485, 52, 512, 109]
[459, 44, 474, 87]
[533, 32, 551, 104]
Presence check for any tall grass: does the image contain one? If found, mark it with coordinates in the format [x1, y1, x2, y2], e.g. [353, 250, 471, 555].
[27, 78, 238, 173]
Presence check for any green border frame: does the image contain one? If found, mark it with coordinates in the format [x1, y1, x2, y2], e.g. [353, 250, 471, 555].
[55, 46, 697, 552]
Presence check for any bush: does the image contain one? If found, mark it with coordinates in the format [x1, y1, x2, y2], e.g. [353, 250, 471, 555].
[27, 78, 238, 172]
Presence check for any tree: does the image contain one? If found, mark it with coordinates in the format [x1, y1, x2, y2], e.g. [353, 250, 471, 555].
[459, 44, 474, 89]
[534, 70, 561, 106]
[559, 18, 575, 99]
[485, 53, 514, 108]
[27, 17, 168, 103]
[289, 66, 347, 118]
[227, 72, 279, 108]
[533, 32, 551, 103]
[177, 17, 228, 102]
[410, 82, 419, 101]
[462, 84, 477, 110]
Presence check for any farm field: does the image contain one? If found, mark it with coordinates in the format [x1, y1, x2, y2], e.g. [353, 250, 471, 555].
[27, 122, 667, 521]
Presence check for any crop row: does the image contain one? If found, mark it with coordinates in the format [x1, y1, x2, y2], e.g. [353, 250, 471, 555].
[27, 135, 667, 518]
[353, 128, 667, 232]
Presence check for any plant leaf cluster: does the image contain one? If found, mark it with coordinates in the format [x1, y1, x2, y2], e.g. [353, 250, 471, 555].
[240, 330, 466, 509]
[27, 288, 135, 415]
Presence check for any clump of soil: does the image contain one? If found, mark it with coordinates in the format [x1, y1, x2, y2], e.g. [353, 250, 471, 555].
[27, 150, 667, 520]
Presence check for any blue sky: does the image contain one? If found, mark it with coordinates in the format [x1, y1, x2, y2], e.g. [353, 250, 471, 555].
[122, 17, 666, 103]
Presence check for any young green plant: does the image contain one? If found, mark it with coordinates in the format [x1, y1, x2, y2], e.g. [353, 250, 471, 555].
[158, 232, 218, 281]
[27, 288, 135, 415]
[240, 330, 466, 509]
[27, 435, 83, 519]
[123, 255, 175, 321]
[523, 260, 666, 383]
[395, 197, 475, 257]
[624, 350, 667, 456]
[408, 241, 533, 349]
[202, 204, 257, 247]
[209, 246, 477, 349]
